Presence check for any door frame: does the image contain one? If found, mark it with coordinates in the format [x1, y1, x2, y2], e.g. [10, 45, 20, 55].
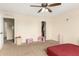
[0, 16, 4, 49]
[3, 18, 15, 43]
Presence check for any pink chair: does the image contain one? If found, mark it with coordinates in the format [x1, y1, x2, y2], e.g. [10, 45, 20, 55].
[38, 36, 46, 42]
[26, 38, 33, 44]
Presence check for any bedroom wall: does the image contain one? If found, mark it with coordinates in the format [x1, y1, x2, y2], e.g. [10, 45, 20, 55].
[0, 10, 56, 43]
[51, 8, 79, 45]
[14, 15, 55, 43]
[2, 7, 79, 45]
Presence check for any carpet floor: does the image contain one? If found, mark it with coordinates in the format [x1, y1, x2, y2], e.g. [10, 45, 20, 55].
[0, 40, 59, 56]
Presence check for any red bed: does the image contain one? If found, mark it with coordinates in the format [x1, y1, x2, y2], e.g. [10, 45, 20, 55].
[47, 43, 79, 56]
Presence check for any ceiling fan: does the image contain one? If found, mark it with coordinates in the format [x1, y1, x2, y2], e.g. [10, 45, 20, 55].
[30, 3, 61, 13]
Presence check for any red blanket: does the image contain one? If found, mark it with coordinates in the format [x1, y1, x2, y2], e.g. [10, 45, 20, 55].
[47, 44, 79, 56]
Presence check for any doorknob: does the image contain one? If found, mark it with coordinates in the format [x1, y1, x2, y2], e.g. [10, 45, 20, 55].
[0, 32, 3, 34]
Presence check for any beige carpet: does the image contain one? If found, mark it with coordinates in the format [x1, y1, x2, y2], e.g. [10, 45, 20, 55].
[0, 40, 59, 56]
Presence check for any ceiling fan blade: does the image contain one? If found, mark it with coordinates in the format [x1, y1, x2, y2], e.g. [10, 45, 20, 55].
[46, 8, 52, 12]
[30, 5, 42, 7]
[48, 3, 61, 7]
[37, 8, 42, 13]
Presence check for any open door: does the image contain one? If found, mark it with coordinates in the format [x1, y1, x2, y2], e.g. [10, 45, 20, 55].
[0, 16, 4, 49]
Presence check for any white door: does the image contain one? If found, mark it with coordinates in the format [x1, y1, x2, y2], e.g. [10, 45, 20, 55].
[0, 16, 4, 49]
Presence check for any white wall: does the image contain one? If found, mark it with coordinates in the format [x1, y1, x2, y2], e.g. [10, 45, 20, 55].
[0, 11, 55, 44]
[14, 15, 54, 43]
[51, 8, 79, 45]
[1, 8, 79, 45]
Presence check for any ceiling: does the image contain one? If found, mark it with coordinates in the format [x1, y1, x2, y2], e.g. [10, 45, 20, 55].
[0, 3, 79, 16]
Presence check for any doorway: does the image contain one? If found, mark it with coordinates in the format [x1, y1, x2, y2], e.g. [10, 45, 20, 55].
[3, 18, 14, 44]
[41, 21, 46, 41]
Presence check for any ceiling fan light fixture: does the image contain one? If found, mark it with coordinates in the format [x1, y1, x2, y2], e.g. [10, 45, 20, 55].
[30, 3, 61, 13]
[41, 8, 48, 12]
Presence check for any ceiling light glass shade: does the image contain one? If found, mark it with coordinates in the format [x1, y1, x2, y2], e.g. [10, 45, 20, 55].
[41, 8, 49, 12]
[41, 8, 45, 12]
[45, 8, 48, 12]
